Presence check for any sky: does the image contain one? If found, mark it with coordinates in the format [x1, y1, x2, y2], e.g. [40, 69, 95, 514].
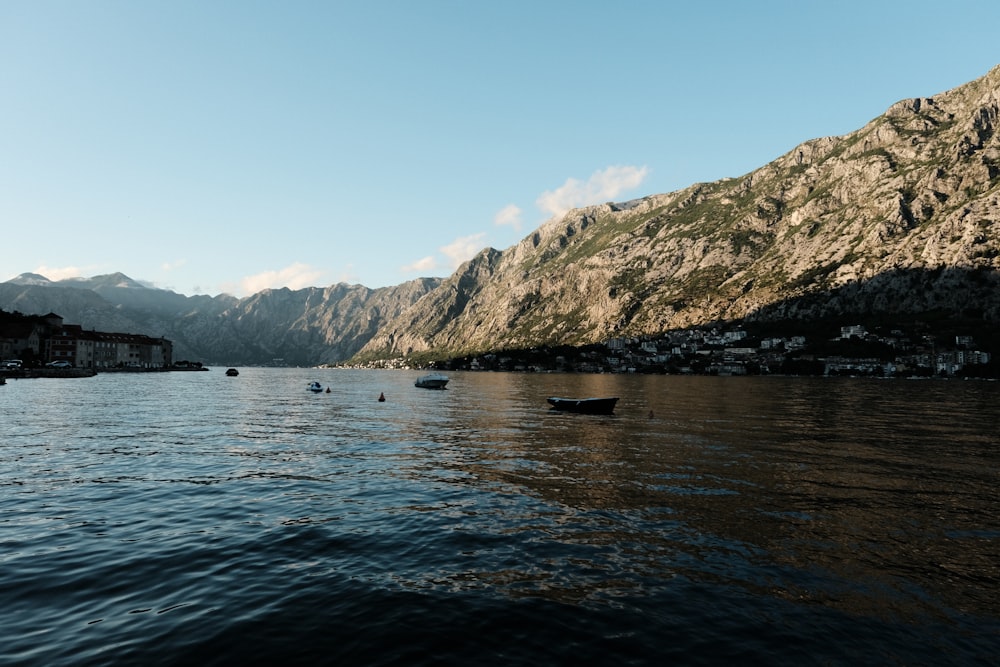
[2, 1, 998, 298]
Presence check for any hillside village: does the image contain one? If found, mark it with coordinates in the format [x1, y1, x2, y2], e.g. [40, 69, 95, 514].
[358, 320, 997, 379]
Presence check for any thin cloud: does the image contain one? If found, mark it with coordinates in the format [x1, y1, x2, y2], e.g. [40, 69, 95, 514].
[403, 166, 645, 282]
[402, 232, 489, 277]
[238, 262, 326, 295]
[161, 259, 187, 272]
[337, 265, 360, 285]
[441, 233, 486, 269]
[494, 204, 523, 231]
[401, 256, 439, 273]
[33, 265, 89, 281]
[536, 165, 649, 219]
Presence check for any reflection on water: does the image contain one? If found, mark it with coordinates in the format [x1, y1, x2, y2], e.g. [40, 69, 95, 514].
[422, 374, 1000, 620]
[1, 370, 998, 665]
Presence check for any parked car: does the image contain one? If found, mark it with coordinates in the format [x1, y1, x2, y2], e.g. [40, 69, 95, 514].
[46, 360, 73, 368]
[2, 359, 22, 369]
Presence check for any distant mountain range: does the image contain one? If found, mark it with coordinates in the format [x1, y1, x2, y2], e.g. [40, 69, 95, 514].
[0, 272, 441, 365]
[4, 65, 999, 365]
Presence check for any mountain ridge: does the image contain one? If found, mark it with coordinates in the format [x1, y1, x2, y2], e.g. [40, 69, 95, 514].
[4, 65, 999, 365]
[0, 275, 442, 365]
[353, 64, 1000, 360]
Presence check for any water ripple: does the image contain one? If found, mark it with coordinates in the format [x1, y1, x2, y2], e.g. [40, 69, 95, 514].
[1, 370, 998, 665]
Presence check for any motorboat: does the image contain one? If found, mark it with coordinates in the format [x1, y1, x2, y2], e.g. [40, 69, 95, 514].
[308, 381, 324, 393]
[547, 396, 619, 415]
[225, 368, 239, 376]
[414, 373, 449, 389]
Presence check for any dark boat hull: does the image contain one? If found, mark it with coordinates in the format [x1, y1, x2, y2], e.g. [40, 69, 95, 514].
[547, 397, 619, 415]
[415, 373, 449, 389]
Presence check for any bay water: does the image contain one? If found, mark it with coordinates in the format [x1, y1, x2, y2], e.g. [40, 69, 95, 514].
[1, 369, 998, 665]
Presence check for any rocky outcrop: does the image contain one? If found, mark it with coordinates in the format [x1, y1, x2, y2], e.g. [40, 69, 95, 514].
[357, 65, 1000, 360]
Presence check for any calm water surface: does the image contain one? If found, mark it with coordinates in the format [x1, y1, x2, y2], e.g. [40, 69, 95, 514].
[1, 369, 998, 665]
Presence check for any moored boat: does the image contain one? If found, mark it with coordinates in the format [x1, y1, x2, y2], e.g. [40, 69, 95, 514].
[414, 373, 449, 389]
[308, 381, 323, 393]
[225, 368, 239, 376]
[547, 396, 619, 415]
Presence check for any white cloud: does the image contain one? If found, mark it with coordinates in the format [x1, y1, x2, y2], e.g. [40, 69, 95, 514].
[161, 259, 187, 272]
[401, 166, 646, 283]
[494, 204, 523, 231]
[536, 165, 649, 219]
[441, 233, 486, 269]
[401, 256, 438, 273]
[33, 265, 88, 281]
[237, 262, 326, 295]
[402, 232, 488, 277]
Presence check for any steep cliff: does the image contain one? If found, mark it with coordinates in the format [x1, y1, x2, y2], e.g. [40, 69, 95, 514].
[356, 65, 1000, 360]
[209, 279, 442, 365]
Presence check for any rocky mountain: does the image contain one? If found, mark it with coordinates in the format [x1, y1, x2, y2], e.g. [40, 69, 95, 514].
[0, 275, 440, 365]
[6, 66, 999, 366]
[183, 279, 442, 365]
[355, 65, 1000, 361]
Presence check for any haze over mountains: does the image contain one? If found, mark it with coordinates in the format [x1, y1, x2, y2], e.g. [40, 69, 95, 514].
[4, 65, 999, 366]
[0, 272, 440, 365]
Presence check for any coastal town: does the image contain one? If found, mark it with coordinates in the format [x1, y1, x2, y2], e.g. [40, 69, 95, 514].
[0, 310, 174, 375]
[365, 321, 997, 379]
[3, 308, 996, 379]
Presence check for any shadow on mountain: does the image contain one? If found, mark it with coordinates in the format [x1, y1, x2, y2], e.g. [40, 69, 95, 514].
[737, 266, 1000, 347]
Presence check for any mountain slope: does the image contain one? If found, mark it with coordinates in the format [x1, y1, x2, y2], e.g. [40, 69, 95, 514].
[6, 66, 999, 365]
[200, 278, 442, 365]
[356, 65, 1000, 360]
[0, 274, 441, 365]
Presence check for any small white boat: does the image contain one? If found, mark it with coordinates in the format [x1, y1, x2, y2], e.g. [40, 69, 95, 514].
[414, 373, 449, 389]
[308, 381, 323, 393]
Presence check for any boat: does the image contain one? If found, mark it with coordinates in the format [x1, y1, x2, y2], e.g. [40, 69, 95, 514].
[225, 368, 239, 376]
[547, 396, 619, 415]
[308, 381, 323, 393]
[414, 373, 449, 389]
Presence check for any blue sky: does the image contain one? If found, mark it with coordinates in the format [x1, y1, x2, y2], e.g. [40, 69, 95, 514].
[2, 1, 998, 297]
